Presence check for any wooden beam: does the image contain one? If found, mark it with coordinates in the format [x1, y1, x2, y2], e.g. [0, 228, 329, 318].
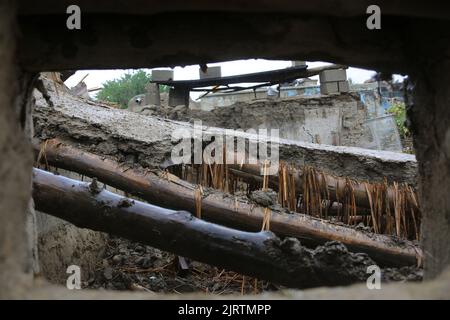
[34, 139, 422, 266]
[33, 167, 390, 289]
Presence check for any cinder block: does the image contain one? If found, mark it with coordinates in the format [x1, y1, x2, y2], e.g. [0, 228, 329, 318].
[168, 87, 188, 106]
[338, 80, 350, 93]
[319, 69, 347, 83]
[199, 66, 221, 79]
[291, 61, 306, 67]
[152, 69, 173, 81]
[320, 82, 339, 95]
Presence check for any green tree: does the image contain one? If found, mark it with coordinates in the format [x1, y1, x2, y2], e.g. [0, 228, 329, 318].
[387, 102, 409, 138]
[96, 70, 169, 109]
[96, 70, 151, 108]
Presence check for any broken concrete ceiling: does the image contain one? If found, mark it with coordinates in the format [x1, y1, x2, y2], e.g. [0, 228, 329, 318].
[17, 0, 450, 19]
[16, 1, 450, 73]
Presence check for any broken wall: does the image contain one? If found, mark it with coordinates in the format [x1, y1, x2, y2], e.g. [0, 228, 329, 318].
[33, 81, 417, 187]
[0, 2, 34, 297]
[410, 61, 450, 279]
[198, 83, 319, 110]
[149, 94, 375, 149]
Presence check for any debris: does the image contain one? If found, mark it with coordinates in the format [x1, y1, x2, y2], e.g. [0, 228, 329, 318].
[89, 178, 101, 195]
[117, 198, 134, 208]
[33, 140, 422, 267]
[249, 189, 278, 207]
[103, 267, 113, 280]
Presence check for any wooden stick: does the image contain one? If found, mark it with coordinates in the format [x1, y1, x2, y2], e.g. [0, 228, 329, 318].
[33, 139, 422, 267]
[33, 167, 386, 289]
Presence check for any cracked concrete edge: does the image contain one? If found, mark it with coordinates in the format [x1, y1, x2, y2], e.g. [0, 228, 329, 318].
[33, 83, 417, 186]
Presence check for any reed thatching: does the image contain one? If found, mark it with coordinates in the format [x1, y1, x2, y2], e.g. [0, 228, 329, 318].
[170, 161, 421, 240]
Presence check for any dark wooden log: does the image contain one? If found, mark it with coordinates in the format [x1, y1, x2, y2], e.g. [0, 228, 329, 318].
[33, 167, 381, 289]
[33, 139, 422, 267]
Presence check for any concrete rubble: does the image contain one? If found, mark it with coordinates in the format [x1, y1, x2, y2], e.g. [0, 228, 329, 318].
[34, 79, 417, 186]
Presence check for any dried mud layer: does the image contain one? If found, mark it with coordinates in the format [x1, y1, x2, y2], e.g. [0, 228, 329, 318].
[85, 236, 422, 294]
[86, 236, 276, 295]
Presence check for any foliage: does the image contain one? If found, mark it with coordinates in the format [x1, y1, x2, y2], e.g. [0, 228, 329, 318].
[96, 70, 169, 108]
[387, 102, 409, 138]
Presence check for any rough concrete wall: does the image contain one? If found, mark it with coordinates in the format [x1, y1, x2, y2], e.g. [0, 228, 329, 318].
[36, 212, 107, 285]
[33, 84, 417, 186]
[155, 94, 372, 148]
[0, 69, 107, 291]
[0, 1, 34, 297]
[198, 85, 318, 110]
[410, 61, 450, 279]
[0, 33, 107, 293]
[33, 86, 181, 170]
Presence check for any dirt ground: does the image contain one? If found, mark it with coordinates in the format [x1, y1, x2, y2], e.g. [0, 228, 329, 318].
[86, 235, 422, 295]
[86, 236, 279, 295]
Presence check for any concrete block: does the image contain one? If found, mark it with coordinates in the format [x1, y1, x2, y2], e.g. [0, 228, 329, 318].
[128, 89, 160, 110]
[338, 80, 350, 93]
[144, 83, 161, 105]
[169, 87, 188, 106]
[128, 94, 146, 110]
[320, 82, 339, 95]
[152, 69, 173, 81]
[319, 69, 347, 83]
[199, 66, 221, 79]
[291, 61, 306, 67]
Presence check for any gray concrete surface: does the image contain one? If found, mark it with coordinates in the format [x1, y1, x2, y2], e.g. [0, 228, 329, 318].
[33, 83, 418, 186]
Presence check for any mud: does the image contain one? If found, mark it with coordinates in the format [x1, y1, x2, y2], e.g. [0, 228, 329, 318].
[86, 236, 277, 294]
[36, 213, 107, 284]
[249, 189, 278, 207]
[86, 236, 422, 294]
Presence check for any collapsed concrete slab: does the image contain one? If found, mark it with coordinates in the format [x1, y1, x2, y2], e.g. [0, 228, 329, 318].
[152, 94, 371, 146]
[33, 81, 417, 186]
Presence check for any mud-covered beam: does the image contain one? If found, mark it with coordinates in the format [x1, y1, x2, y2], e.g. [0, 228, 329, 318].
[34, 139, 422, 267]
[32, 167, 417, 289]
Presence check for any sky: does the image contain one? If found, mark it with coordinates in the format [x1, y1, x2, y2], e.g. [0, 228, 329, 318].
[64, 59, 402, 99]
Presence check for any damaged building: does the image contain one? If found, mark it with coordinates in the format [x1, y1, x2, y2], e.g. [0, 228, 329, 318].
[1, 0, 450, 300]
